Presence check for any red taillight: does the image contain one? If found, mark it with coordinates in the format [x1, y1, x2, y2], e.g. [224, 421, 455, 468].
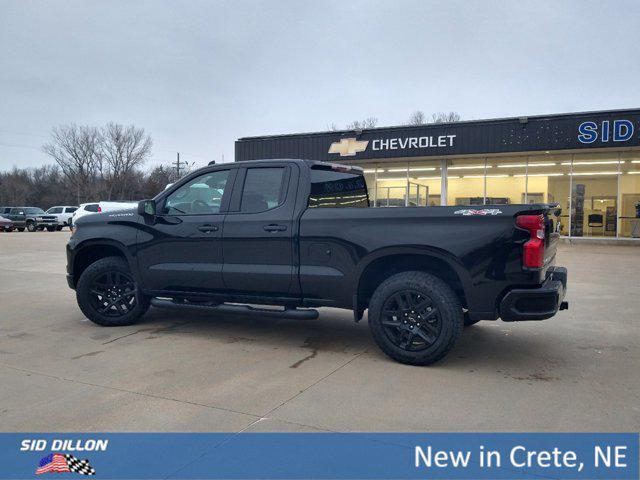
[97, 206, 102, 212]
[516, 214, 545, 268]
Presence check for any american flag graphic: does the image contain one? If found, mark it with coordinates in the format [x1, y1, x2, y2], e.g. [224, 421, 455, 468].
[36, 453, 96, 475]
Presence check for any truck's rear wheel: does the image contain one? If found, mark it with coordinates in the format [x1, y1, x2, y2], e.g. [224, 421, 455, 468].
[368, 271, 463, 366]
[76, 256, 150, 326]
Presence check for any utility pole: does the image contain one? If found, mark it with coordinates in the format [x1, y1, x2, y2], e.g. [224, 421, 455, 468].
[173, 152, 184, 177]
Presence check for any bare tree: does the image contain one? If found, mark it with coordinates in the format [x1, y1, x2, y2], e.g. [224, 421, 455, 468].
[405, 111, 462, 126]
[100, 123, 153, 200]
[42, 124, 102, 204]
[142, 165, 180, 198]
[0, 165, 77, 207]
[430, 111, 462, 124]
[406, 110, 427, 126]
[345, 117, 378, 130]
[0, 167, 31, 205]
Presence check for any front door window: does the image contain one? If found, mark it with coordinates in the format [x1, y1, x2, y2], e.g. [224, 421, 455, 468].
[164, 170, 230, 215]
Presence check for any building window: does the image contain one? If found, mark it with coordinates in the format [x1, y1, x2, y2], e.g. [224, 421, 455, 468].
[447, 158, 487, 205]
[368, 159, 442, 207]
[485, 156, 527, 205]
[354, 149, 640, 239]
[374, 163, 407, 207]
[619, 152, 640, 238]
[407, 160, 441, 206]
[569, 152, 620, 237]
[362, 166, 377, 206]
[540, 155, 572, 236]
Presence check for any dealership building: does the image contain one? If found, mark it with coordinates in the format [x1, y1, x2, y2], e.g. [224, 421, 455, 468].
[236, 108, 640, 239]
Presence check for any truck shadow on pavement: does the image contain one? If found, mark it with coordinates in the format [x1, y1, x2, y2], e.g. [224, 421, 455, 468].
[104, 306, 567, 372]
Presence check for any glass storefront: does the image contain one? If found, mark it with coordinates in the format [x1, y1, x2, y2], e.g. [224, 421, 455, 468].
[364, 159, 441, 207]
[355, 149, 640, 239]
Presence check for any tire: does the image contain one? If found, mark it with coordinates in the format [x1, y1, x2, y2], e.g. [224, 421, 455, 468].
[46, 226, 55, 232]
[26, 222, 37, 232]
[368, 271, 463, 366]
[17, 227, 25, 232]
[76, 256, 150, 326]
[56, 226, 63, 231]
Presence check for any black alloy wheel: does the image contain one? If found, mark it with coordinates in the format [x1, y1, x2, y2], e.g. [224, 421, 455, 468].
[88, 270, 137, 317]
[380, 290, 441, 351]
[76, 256, 149, 326]
[368, 271, 463, 365]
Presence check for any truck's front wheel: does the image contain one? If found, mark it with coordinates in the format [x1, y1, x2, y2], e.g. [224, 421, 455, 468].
[368, 271, 463, 366]
[76, 256, 150, 326]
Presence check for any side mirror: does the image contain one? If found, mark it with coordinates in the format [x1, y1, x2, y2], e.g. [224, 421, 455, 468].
[138, 200, 156, 217]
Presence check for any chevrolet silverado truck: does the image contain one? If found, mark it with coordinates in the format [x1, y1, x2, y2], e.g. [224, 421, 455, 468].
[66, 159, 568, 365]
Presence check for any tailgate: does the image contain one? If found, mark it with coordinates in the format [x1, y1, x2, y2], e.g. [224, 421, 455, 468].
[541, 204, 561, 267]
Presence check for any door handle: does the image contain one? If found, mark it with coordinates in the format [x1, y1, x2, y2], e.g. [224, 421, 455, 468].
[263, 224, 287, 232]
[197, 224, 219, 233]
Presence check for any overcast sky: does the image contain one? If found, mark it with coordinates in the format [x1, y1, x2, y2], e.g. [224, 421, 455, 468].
[1, 0, 639, 170]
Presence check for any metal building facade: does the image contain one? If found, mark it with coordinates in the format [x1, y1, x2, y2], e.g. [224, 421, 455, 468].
[235, 109, 640, 240]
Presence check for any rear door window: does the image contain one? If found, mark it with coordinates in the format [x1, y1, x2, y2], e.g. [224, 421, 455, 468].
[240, 168, 286, 213]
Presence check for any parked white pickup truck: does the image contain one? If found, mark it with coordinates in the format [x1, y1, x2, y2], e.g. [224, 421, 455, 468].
[71, 201, 138, 227]
[44, 206, 79, 230]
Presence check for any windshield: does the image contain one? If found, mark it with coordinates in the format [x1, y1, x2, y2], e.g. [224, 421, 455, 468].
[25, 208, 45, 214]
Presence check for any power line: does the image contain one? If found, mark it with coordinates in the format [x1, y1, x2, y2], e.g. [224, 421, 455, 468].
[0, 142, 42, 151]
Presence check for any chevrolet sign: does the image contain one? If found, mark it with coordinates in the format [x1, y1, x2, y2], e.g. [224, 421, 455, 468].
[372, 135, 456, 151]
[328, 138, 369, 157]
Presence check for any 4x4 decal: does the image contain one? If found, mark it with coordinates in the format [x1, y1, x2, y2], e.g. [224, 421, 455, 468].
[454, 208, 502, 216]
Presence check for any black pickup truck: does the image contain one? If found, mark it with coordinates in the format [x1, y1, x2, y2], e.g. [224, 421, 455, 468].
[67, 159, 568, 365]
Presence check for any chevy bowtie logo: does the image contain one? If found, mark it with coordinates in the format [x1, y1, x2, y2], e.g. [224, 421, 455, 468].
[328, 138, 369, 157]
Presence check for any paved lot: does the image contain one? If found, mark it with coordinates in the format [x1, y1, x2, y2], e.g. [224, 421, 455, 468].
[0, 232, 638, 432]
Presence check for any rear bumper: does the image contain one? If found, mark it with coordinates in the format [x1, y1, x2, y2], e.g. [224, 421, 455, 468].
[499, 266, 568, 321]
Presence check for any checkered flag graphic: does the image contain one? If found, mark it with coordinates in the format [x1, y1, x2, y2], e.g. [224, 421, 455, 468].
[65, 454, 96, 476]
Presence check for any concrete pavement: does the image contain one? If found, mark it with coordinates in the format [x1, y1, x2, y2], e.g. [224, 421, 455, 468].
[0, 232, 638, 432]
